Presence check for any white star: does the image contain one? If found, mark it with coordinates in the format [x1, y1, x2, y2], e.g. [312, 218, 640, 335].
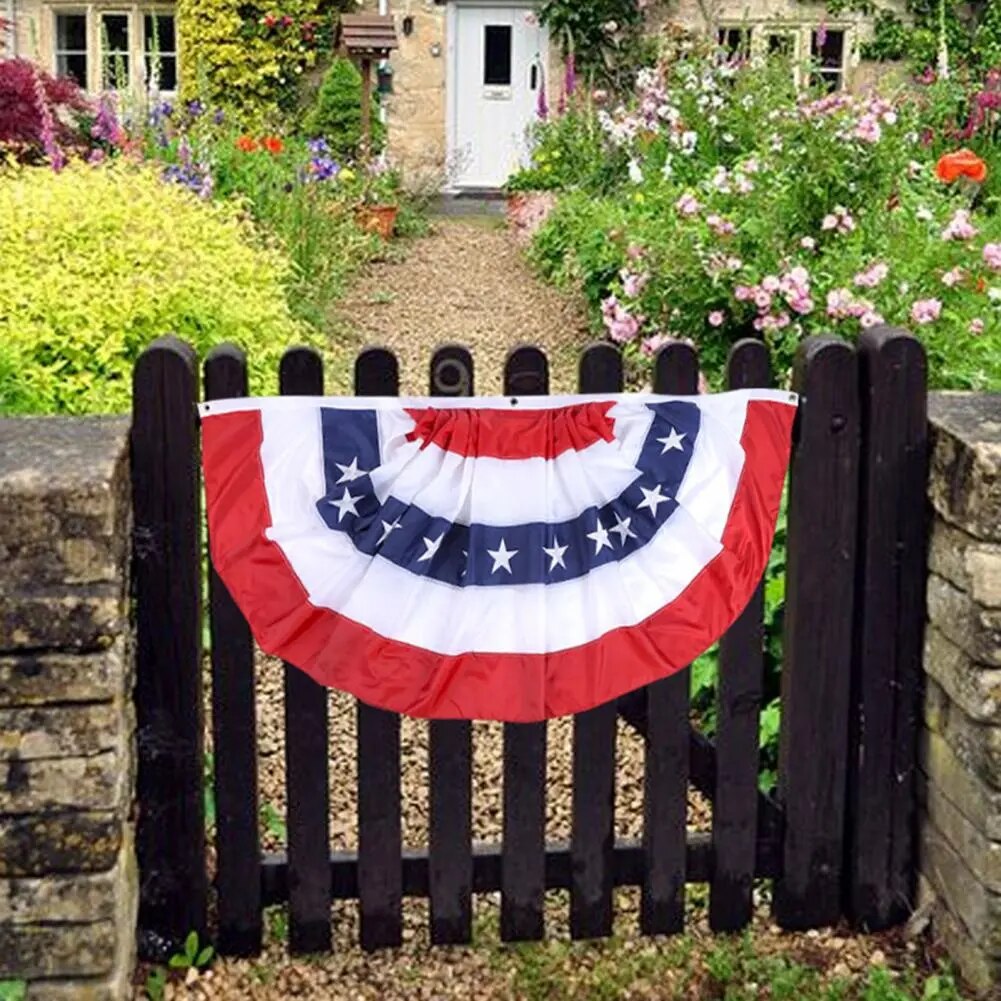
[329, 488, 360, 522]
[542, 537, 569, 571]
[657, 427, 686, 454]
[335, 456, 366, 483]
[587, 519, 613, 555]
[638, 484, 670, 518]
[487, 538, 518, 574]
[611, 514, 637, 545]
[418, 533, 444, 563]
[377, 519, 401, 546]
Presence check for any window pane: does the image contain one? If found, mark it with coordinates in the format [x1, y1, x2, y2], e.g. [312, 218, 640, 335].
[811, 28, 845, 69]
[768, 33, 793, 57]
[718, 27, 750, 56]
[102, 13, 129, 53]
[57, 51, 88, 85]
[146, 53, 177, 90]
[484, 24, 511, 86]
[56, 13, 87, 51]
[144, 14, 176, 53]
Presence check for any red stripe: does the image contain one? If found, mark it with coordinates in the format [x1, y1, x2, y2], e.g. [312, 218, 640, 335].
[202, 400, 794, 722]
[403, 402, 616, 459]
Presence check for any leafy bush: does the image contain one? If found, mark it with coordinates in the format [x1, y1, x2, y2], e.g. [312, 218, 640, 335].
[0, 58, 93, 163]
[0, 160, 313, 415]
[302, 57, 386, 162]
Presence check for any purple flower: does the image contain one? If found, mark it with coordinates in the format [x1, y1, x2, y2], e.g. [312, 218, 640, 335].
[213, 108, 225, 125]
[564, 52, 576, 98]
[536, 75, 548, 120]
[307, 155, 341, 181]
[92, 95, 124, 146]
[187, 99, 204, 117]
[307, 137, 330, 155]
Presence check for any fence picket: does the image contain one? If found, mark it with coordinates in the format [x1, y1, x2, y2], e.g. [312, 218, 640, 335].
[570, 343, 622, 940]
[501, 345, 549, 943]
[204, 345, 262, 956]
[774, 336, 860, 929]
[640, 342, 697, 935]
[279, 346, 332, 954]
[132, 336, 207, 957]
[354, 348, 404, 951]
[709, 339, 771, 933]
[846, 328, 927, 929]
[428, 345, 475, 945]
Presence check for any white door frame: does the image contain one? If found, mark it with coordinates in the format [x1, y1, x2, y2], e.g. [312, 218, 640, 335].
[445, 0, 544, 192]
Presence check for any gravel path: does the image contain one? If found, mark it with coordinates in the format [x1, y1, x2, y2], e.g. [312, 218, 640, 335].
[331, 217, 593, 395]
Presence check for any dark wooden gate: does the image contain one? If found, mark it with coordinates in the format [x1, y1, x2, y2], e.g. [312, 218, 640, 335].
[130, 330, 927, 959]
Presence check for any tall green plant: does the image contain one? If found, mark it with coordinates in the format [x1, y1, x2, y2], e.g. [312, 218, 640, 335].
[302, 57, 385, 161]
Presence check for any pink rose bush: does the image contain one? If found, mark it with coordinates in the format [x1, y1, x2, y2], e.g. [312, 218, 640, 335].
[517, 43, 1001, 390]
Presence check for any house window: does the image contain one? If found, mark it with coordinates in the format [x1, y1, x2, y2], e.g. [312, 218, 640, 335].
[483, 24, 512, 86]
[144, 12, 177, 92]
[101, 12, 131, 88]
[54, 11, 88, 86]
[717, 26, 752, 58]
[766, 32, 795, 58]
[811, 28, 846, 92]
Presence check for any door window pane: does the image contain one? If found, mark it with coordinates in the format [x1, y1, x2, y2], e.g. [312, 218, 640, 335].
[484, 24, 512, 86]
[717, 27, 751, 57]
[145, 13, 178, 91]
[55, 12, 88, 86]
[101, 13, 130, 89]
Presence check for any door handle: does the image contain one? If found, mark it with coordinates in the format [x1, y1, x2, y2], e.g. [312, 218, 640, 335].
[530, 64, 538, 90]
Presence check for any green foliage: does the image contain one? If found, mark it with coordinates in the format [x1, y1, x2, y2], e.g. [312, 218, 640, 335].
[168, 930, 215, 970]
[303, 57, 386, 162]
[0, 982, 27, 1001]
[203, 752, 216, 831]
[0, 160, 313, 415]
[260, 801, 288, 843]
[178, 0, 347, 124]
[144, 967, 168, 1001]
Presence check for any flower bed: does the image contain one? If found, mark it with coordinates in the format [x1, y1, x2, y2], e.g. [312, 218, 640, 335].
[513, 42, 1001, 391]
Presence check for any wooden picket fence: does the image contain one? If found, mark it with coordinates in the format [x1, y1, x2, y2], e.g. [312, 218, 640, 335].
[130, 329, 928, 960]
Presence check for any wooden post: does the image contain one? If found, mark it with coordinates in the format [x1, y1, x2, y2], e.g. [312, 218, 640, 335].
[360, 57, 372, 160]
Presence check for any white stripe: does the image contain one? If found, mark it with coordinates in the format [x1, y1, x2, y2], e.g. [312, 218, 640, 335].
[257, 400, 747, 655]
[368, 404, 655, 526]
[199, 387, 797, 418]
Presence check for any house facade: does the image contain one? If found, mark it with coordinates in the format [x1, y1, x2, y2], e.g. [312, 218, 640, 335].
[2, 0, 904, 189]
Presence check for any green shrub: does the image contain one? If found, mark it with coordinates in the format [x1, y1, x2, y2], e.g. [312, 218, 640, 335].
[303, 57, 385, 161]
[0, 160, 315, 415]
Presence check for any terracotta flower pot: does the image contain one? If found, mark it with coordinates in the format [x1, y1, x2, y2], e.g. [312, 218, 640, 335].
[355, 204, 398, 239]
[506, 190, 557, 244]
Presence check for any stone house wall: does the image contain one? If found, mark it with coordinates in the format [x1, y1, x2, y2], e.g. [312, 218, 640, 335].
[919, 392, 1001, 995]
[0, 416, 137, 1001]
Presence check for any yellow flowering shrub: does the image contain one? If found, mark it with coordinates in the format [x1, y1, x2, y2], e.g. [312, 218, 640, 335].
[0, 160, 318, 415]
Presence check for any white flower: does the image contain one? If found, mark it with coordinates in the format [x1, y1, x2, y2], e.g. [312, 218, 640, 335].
[628, 159, 644, 184]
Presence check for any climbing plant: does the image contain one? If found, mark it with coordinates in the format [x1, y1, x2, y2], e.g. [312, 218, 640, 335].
[538, 0, 663, 92]
[178, 0, 352, 123]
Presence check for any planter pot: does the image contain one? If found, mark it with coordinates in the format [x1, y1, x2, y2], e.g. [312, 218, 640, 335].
[505, 190, 558, 244]
[356, 204, 398, 239]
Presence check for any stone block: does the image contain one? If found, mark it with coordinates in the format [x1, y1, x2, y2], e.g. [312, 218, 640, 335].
[928, 393, 1001, 543]
[0, 752, 125, 815]
[27, 978, 125, 1001]
[923, 681, 1001, 789]
[924, 625, 1001, 723]
[0, 703, 124, 760]
[924, 778, 1001, 892]
[921, 818, 1001, 954]
[0, 921, 118, 979]
[0, 640, 131, 707]
[927, 575, 1001, 667]
[1, 867, 124, 924]
[0, 585, 128, 653]
[0, 417, 130, 595]
[919, 727, 1001, 839]
[0, 812, 124, 876]
[929, 520, 1001, 608]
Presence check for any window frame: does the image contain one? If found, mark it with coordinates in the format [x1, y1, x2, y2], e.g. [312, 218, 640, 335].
[716, 24, 753, 59]
[142, 8, 178, 94]
[810, 26, 848, 92]
[52, 8, 89, 87]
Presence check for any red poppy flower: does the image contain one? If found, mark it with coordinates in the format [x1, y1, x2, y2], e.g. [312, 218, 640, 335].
[235, 135, 258, 152]
[262, 135, 284, 154]
[936, 149, 988, 184]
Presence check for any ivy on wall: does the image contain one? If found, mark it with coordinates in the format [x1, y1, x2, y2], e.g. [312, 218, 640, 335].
[178, 0, 354, 123]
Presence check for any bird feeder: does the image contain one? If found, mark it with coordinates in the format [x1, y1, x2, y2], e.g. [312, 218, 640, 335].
[337, 14, 399, 157]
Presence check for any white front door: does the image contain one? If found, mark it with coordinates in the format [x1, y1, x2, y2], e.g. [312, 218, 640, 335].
[449, 4, 548, 190]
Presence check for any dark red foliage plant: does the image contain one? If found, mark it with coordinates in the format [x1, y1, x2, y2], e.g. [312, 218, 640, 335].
[0, 58, 94, 162]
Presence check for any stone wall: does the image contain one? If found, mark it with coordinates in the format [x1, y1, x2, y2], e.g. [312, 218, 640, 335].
[0, 417, 136, 1001]
[920, 392, 1001, 994]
